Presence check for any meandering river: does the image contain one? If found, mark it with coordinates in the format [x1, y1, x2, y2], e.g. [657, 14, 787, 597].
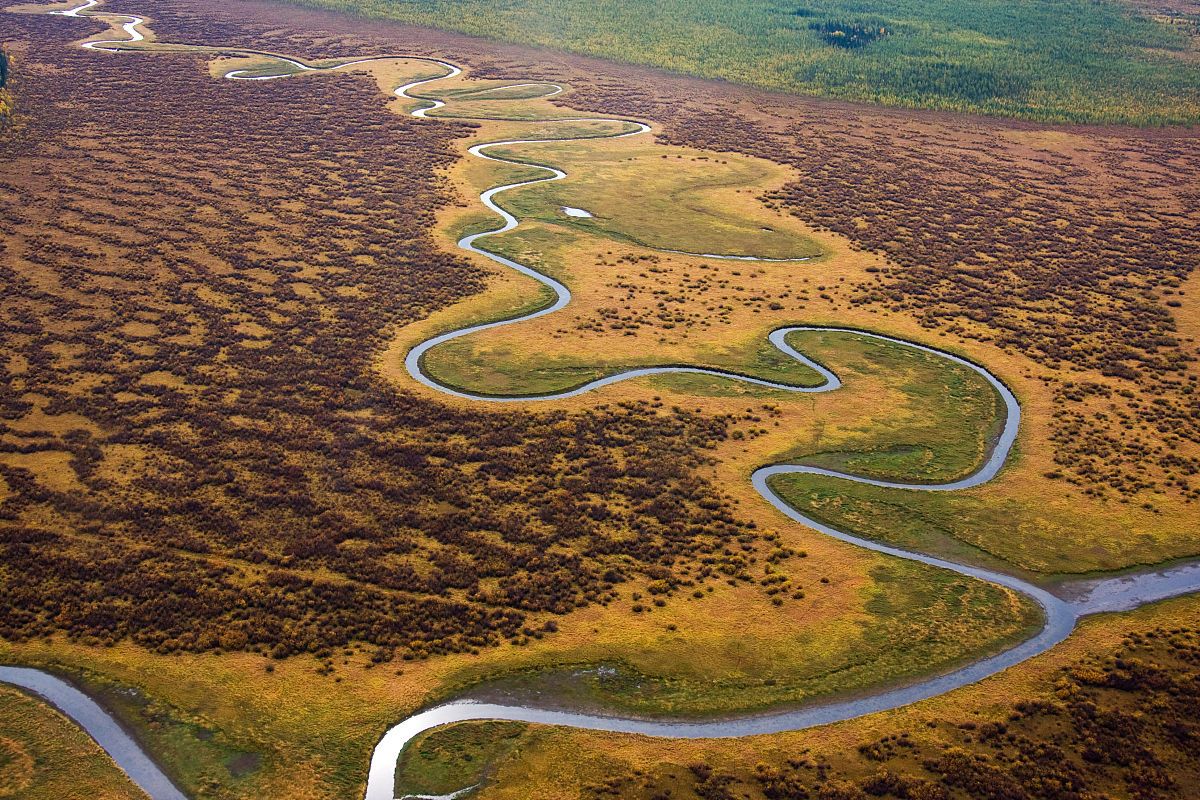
[6, 5, 1200, 800]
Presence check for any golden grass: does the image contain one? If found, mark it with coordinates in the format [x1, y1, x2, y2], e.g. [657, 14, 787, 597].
[0, 450, 83, 492]
[0, 684, 144, 800]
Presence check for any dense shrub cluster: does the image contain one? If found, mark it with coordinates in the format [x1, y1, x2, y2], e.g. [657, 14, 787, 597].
[562, 83, 1200, 504]
[0, 12, 759, 659]
[590, 626, 1200, 800]
[808, 21, 889, 50]
[0, 49, 13, 128]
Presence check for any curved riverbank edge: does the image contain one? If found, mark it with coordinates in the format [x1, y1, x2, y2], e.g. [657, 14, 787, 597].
[7, 5, 1200, 800]
[0, 666, 188, 800]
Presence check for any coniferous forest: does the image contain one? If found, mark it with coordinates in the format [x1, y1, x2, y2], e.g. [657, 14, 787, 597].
[282, 0, 1200, 124]
[0, 50, 12, 128]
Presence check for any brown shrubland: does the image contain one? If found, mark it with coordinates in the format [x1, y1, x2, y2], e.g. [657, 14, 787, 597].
[2, 0, 1196, 666]
[0, 8, 762, 661]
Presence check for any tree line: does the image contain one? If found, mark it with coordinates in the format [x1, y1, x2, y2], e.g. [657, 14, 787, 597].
[282, 0, 1200, 124]
[0, 50, 12, 129]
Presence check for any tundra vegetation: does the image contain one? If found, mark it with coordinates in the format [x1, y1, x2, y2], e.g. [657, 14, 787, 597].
[0, 20, 1043, 708]
[0, 22, 771, 668]
[0, 0, 1197, 798]
[559, 72, 1200, 577]
[400, 51, 1199, 580]
[280, 0, 1200, 124]
[0, 7, 1038, 796]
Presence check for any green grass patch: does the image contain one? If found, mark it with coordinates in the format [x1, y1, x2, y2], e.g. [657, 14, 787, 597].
[446, 210, 512, 243]
[60, 667, 271, 796]
[472, 224, 578, 283]
[227, 59, 308, 78]
[577, 564, 1039, 715]
[777, 329, 1004, 483]
[423, 338, 607, 397]
[395, 721, 526, 797]
[492, 142, 821, 260]
[459, 82, 560, 100]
